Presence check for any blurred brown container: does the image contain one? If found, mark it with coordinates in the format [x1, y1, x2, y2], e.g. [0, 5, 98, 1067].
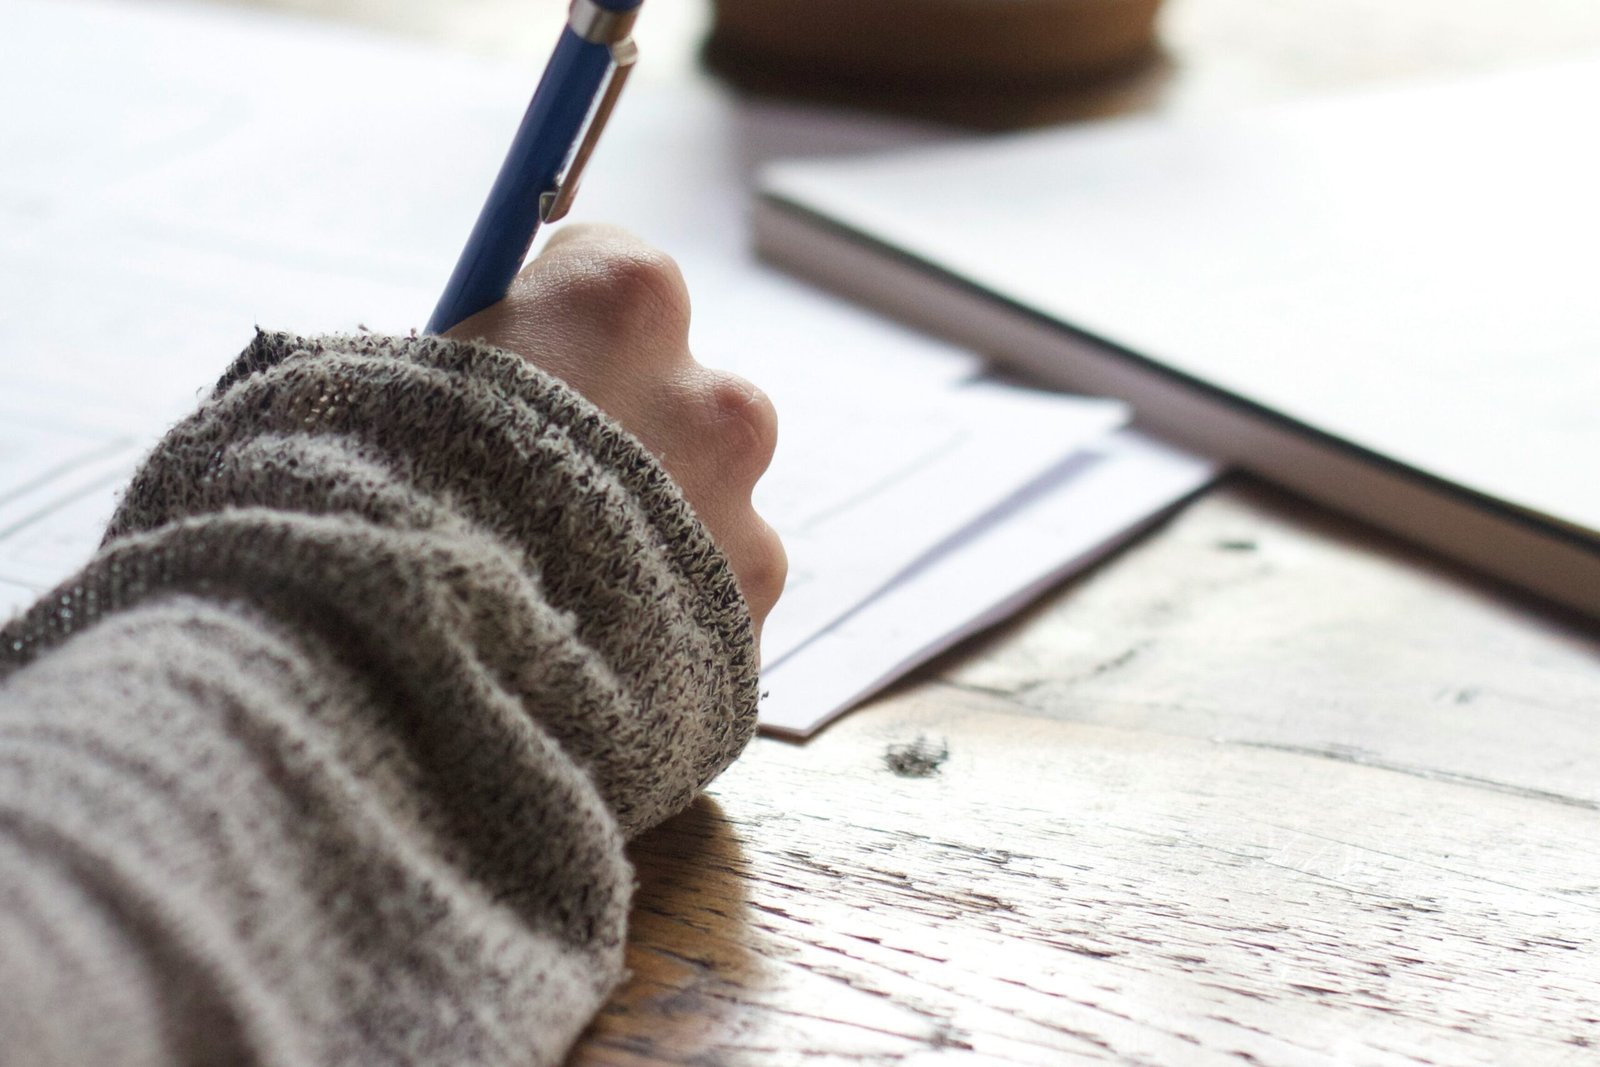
[705, 0, 1164, 124]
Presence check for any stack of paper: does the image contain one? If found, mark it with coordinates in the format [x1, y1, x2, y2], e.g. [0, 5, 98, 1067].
[0, 0, 1213, 737]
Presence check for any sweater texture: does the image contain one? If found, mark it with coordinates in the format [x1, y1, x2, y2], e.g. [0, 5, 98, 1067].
[0, 331, 759, 1066]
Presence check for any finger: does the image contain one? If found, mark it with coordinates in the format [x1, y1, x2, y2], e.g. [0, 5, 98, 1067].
[684, 489, 786, 634]
[534, 222, 640, 260]
[724, 513, 788, 636]
[693, 369, 779, 488]
[644, 369, 779, 533]
[514, 226, 692, 351]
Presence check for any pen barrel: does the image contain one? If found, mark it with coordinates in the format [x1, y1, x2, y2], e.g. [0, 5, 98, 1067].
[427, 29, 614, 334]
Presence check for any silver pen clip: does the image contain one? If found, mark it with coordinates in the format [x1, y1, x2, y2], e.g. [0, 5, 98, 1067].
[540, 2, 639, 224]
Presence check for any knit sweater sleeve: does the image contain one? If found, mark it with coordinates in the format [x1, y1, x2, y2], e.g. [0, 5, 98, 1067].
[0, 331, 760, 1067]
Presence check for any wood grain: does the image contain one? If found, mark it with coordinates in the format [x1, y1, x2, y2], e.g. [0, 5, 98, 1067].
[188, 0, 1600, 1060]
[574, 484, 1600, 1064]
[596, 712, 1600, 1064]
[946, 483, 1600, 806]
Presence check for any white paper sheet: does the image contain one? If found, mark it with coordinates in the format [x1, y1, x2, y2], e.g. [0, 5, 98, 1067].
[0, 387, 143, 609]
[760, 432, 1215, 736]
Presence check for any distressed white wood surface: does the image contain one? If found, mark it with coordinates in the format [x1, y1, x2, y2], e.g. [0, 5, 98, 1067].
[195, 0, 1600, 1060]
[581, 484, 1600, 1065]
[946, 487, 1600, 807]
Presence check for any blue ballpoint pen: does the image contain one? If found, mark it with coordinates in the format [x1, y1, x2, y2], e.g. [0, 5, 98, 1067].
[426, 0, 642, 335]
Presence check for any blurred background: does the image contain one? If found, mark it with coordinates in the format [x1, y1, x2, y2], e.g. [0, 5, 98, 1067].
[209, 0, 1600, 127]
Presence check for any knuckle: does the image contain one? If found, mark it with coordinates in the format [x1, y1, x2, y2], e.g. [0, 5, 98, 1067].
[700, 372, 779, 475]
[741, 521, 788, 613]
[572, 248, 691, 335]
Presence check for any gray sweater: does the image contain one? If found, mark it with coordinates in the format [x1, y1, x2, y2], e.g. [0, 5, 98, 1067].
[0, 331, 760, 1066]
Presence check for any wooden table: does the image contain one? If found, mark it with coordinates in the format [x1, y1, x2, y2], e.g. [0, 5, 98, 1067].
[223, 1, 1600, 1060]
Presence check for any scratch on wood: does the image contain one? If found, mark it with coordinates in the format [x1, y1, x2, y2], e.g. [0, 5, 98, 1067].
[1089, 643, 1147, 679]
[1232, 739, 1600, 811]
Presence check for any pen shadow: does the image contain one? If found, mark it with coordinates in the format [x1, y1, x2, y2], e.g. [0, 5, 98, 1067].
[570, 794, 760, 1063]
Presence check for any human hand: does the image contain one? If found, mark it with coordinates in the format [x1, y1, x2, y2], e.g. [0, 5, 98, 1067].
[445, 224, 786, 636]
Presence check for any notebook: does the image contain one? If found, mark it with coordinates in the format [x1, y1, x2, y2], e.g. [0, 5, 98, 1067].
[755, 61, 1600, 619]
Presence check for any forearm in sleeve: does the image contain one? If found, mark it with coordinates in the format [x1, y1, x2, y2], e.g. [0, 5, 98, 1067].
[0, 331, 759, 1066]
